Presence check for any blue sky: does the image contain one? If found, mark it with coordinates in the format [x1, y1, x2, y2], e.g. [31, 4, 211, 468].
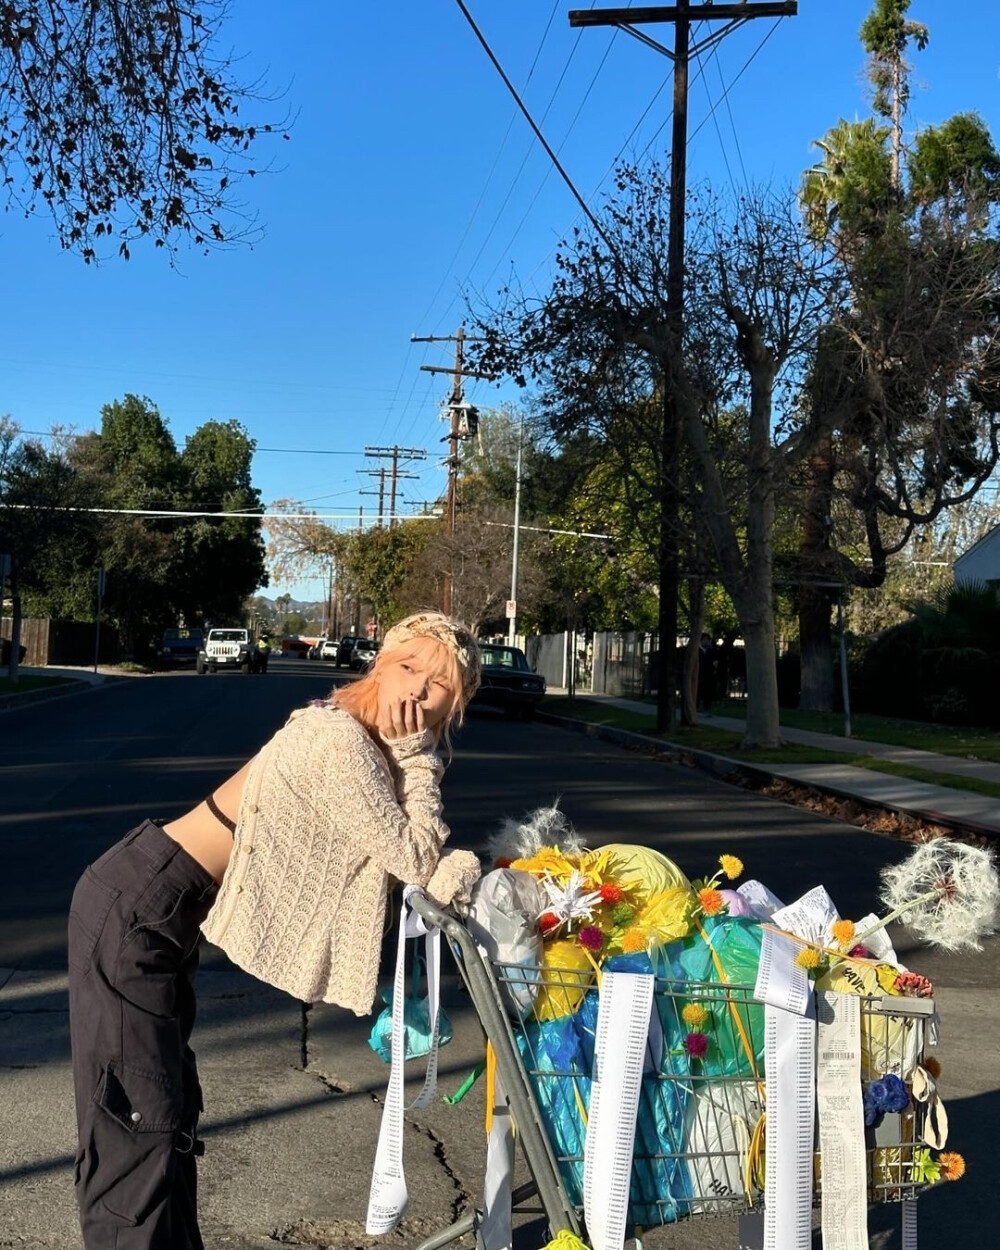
[2, 1, 997, 603]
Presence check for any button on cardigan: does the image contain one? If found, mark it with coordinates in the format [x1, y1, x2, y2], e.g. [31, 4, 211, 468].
[201, 703, 480, 1014]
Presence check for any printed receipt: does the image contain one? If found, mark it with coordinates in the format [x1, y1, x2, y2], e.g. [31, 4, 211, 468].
[816, 991, 869, 1250]
[755, 927, 811, 1015]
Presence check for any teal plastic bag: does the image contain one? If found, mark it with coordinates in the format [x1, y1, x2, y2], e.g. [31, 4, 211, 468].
[367, 952, 454, 1062]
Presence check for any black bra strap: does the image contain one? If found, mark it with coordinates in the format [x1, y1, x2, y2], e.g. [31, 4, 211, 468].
[205, 792, 237, 836]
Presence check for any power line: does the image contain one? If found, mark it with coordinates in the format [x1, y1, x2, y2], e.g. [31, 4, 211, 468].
[452, 0, 620, 257]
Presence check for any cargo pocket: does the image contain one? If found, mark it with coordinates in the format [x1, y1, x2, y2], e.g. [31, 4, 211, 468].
[68, 868, 121, 975]
[89, 1060, 182, 1225]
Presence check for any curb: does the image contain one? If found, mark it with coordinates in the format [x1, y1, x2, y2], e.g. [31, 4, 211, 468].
[535, 708, 999, 842]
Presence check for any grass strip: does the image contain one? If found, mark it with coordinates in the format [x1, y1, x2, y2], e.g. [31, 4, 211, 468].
[541, 697, 1000, 802]
[0, 675, 76, 695]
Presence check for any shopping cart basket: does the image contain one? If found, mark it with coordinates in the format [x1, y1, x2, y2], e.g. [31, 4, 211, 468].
[407, 892, 935, 1250]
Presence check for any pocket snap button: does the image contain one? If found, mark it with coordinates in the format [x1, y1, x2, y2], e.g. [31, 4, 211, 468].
[131, 1111, 142, 1123]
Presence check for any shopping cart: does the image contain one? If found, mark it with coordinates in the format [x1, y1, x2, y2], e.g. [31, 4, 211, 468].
[408, 892, 935, 1250]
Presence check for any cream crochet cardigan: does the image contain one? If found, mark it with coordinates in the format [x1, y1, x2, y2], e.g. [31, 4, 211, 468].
[201, 703, 480, 1014]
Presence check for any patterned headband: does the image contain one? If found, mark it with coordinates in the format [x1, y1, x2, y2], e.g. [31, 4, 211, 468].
[381, 612, 482, 701]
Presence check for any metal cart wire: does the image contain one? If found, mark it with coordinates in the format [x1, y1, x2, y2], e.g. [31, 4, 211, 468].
[408, 893, 934, 1250]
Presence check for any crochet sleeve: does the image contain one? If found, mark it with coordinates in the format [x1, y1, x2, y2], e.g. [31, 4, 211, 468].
[333, 725, 450, 887]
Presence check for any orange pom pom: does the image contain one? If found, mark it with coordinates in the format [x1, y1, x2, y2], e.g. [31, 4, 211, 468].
[698, 888, 725, 917]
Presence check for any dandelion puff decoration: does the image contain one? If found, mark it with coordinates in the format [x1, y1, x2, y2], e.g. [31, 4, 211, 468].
[874, 839, 1000, 953]
[487, 804, 583, 863]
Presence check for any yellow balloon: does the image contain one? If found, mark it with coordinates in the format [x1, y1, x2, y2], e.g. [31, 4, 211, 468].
[600, 844, 692, 905]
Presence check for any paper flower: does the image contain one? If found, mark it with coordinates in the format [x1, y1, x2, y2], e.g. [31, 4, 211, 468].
[870, 1074, 909, 1114]
[719, 854, 743, 880]
[874, 838, 1000, 952]
[848, 943, 873, 959]
[682, 1003, 709, 1028]
[831, 919, 856, 947]
[577, 925, 605, 953]
[537, 870, 604, 932]
[621, 928, 651, 953]
[698, 888, 725, 916]
[515, 847, 581, 884]
[611, 902, 635, 927]
[685, 1032, 710, 1058]
[911, 1147, 942, 1184]
[939, 1151, 965, 1181]
[894, 971, 934, 998]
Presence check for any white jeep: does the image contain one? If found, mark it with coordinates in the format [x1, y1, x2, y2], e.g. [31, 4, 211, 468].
[197, 628, 253, 674]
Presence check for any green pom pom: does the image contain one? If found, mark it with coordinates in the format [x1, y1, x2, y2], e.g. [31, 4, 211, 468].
[611, 902, 635, 926]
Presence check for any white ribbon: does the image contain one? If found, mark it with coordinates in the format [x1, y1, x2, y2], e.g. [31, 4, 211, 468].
[365, 889, 443, 1235]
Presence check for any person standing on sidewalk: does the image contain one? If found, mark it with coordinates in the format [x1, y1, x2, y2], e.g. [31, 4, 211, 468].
[67, 612, 482, 1250]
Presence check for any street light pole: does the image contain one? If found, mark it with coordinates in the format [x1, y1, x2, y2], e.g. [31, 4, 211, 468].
[508, 415, 524, 646]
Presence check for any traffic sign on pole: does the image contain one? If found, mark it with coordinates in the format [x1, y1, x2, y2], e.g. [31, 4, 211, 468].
[505, 600, 517, 619]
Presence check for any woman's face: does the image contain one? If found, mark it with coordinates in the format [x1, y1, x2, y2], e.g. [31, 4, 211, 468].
[375, 640, 457, 732]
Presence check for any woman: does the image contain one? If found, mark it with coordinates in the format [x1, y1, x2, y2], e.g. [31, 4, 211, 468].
[67, 612, 482, 1249]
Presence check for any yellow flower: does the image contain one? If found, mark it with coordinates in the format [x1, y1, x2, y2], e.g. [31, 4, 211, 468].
[621, 928, 651, 953]
[939, 1151, 965, 1181]
[511, 846, 578, 882]
[681, 1003, 709, 1028]
[719, 854, 743, 880]
[576, 847, 620, 890]
[698, 887, 725, 917]
[831, 919, 856, 947]
[795, 947, 822, 970]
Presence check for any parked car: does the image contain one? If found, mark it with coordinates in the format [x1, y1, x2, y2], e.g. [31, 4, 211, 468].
[349, 638, 380, 671]
[308, 637, 327, 660]
[319, 638, 341, 661]
[158, 626, 204, 669]
[472, 644, 546, 718]
[196, 628, 254, 674]
[335, 634, 362, 666]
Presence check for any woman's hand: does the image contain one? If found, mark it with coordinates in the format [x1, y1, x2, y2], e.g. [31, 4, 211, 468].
[379, 696, 426, 741]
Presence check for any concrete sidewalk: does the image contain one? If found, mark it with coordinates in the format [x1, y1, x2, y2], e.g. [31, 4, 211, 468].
[548, 691, 1000, 837]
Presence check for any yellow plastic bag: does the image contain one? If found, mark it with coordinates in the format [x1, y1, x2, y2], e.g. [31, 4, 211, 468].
[535, 938, 596, 1021]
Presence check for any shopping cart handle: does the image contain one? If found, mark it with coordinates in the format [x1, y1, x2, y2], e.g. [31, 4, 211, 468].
[407, 889, 458, 933]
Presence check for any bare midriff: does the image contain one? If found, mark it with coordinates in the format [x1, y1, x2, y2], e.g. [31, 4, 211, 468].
[162, 758, 254, 885]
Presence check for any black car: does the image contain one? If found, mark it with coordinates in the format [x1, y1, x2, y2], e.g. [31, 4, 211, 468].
[472, 644, 546, 718]
[158, 627, 204, 669]
[335, 635, 362, 667]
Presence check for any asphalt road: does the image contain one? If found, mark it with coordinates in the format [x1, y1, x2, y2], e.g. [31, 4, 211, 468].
[0, 663, 996, 1248]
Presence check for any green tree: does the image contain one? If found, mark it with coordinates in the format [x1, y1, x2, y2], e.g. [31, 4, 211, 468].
[175, 420, 268, 626]
[1, 419, 93, 678]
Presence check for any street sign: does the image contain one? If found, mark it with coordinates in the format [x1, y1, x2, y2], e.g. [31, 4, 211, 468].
[505, 600, 517, 619]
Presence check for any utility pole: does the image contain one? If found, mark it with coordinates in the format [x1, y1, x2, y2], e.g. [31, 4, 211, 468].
[569, 3, 797, 733]
[508, 414, 524, 646]
[411, 328, 491, 615]
[364, 445, 428, 526]
[359, 466, 387, 526]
